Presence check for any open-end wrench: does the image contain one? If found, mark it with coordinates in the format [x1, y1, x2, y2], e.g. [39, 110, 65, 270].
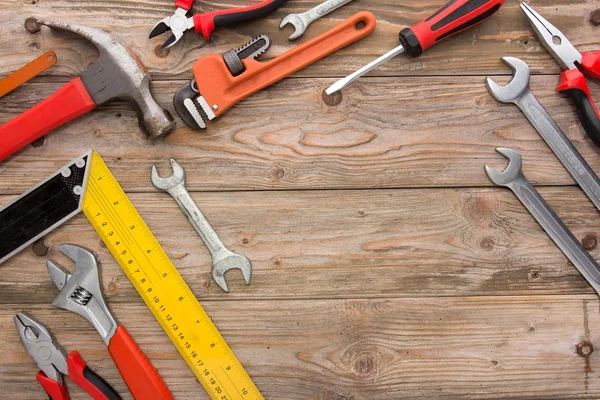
[487, 57, 600, 214]
[151, 159, 252, 293]
[485, 148, 600, 295]
[279, 0, 355, 40]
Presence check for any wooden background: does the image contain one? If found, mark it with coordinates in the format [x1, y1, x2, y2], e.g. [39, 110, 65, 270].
[1, 0, 600, 398]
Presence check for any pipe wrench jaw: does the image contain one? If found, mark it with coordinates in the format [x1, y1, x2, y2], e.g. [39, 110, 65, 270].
[47, 245, 117, 345]
[173, 79, 212, 129]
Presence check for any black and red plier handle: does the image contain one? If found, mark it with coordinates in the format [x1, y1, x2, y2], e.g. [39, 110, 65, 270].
[37, 352, 121, 400]
[557, 51, 600, 146]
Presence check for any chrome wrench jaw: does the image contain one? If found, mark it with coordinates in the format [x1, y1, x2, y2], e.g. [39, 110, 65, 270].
[485, 148, 600, 294]
[485, 56, 530, 104]
[151, 159, 253, 292]
[280, 0, 355, 40]
[47, 245, 117, 345]
[488, 56, 600, 214]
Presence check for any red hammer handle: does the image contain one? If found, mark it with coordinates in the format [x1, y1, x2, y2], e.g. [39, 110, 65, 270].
[0, 77, 96, 162]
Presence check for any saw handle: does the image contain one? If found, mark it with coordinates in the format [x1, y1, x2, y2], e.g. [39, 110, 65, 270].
[558, 69, 600, 147]
[107, 325, 173, 400]
[67, 352, 121, 400]
[0, 77, 96, 162]
[193, 11, 376, 116]
[193, 0, 287, 39]
[399, 0, 505, 57]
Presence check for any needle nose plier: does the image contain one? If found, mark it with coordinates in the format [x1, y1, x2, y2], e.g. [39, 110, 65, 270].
[521, 2, 600, 147]
[149, 0, 288, 50]
[14, 312, 121, 400]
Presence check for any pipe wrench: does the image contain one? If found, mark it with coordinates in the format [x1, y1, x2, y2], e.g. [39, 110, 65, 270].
[173, 11, 376, 129]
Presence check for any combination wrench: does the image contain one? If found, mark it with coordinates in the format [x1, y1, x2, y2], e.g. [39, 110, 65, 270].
[280, 0, 355, 40]
[485, 148, 600, 296]
[151, 159, 252, 293]
[487, 56, 600, 213]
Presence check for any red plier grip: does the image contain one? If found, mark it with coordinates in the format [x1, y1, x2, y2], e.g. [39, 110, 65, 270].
[107, 325, 173, 400]
[557, 51, 600, 147]
[175, 0, 193, 10]
[193, 0, 287, 39]
[36, 352, 120, 400]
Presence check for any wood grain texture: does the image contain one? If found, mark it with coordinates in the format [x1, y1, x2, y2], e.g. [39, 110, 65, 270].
[2, 0, 600, 398]
[0, 76, 599, 194]
[1, 296, 600, 400]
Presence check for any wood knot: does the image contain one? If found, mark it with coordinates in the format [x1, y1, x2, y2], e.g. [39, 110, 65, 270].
[529, 270, 541, 280]
[154, 44, 170, 58]
[270, 165, 285, 181]
[343, 346, 383, 381]
[322, 89, 342, 106]
[577, 341, 594, 357]
[519, 36, 535, 49]
[582, 234, 598, 250]
[31, 239, 48, 257]
[24, 17, 41, 33]
[590, 9, 600, 25]
[480, 236, 494, 251]
[242, 238, 249, 245]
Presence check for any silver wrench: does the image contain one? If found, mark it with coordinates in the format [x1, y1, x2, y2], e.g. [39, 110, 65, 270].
[279, 0, 355, 40]
[151, 158, 251, 292]
[485, 148, 600, 295]
[487, 56, 600, 214]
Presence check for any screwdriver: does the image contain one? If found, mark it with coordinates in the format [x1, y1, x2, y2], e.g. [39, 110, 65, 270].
[326, 0, 505, 94]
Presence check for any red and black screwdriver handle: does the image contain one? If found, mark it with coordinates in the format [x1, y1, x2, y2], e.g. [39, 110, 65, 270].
[192, 0, 287, 39]
[399, 0, 505, 57]
[557, 51, 600, 147]
[36, 351, 121, 400]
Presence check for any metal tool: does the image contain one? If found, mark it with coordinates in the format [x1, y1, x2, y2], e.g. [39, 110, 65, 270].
[14, 312, 121, 400]
[487, 56, 600, 214]
[174, 34, 272, 129]
[47, 244, 174, 400]
[520, 3, 600, 147]
[326, 0, 505, 94]
[149, 0, 287, 50]
[151, 158, 252, 292]
[485, 148, 600, 295]
[0, 51, 57, 98]
[0, 20, 174, 162]
[279, 0, 355, 40]
[175, 11, 376, 129]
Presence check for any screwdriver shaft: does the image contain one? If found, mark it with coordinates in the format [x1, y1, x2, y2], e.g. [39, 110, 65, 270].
[325, 44, 405, 94]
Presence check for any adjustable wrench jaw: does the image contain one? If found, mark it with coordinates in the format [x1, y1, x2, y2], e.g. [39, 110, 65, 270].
[486, 57, 531, 104]
[484, 148, 524, 187]
[47, 245, 117, 346]
[14, 312, 68, 383]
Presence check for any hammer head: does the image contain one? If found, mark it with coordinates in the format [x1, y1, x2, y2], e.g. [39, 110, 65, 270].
[39, 20, 175, 139]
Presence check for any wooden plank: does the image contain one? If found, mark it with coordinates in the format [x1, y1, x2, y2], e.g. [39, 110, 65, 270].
[2, 186, 600, 302]
[0, 0, 597, 80]
[1, 75, 599, 193]
[0, 296, 599, 399]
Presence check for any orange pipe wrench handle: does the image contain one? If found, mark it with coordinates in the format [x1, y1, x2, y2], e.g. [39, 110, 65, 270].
[193, 11, 376, 117]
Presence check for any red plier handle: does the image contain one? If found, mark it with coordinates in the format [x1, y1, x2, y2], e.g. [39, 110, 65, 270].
[192, 0, 287, 39]
[37, 352, 121, 400]
[557, 50, 600, 147]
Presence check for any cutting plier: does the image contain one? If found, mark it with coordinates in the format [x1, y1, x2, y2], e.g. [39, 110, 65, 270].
[521, 3, 600, 147]
[14, 312, 121, 400]
[149, 0, 288, 50]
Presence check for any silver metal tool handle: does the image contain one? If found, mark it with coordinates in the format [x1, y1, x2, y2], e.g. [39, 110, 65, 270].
[509, 175, 600, 293]
[168, 185, 225, 256]
[312, 0, 355, 18]
[516, 90, 600, 213]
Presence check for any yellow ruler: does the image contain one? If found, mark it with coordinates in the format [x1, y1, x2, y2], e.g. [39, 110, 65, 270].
[82, 150, 263, 400]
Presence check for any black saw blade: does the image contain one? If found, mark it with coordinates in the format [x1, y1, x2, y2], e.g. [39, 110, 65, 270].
[0, 151, 91, 264]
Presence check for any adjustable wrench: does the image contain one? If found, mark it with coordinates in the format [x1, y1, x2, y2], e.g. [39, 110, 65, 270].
[280, 0, 355, 40]
[487, 57, 600, 214]
[485, 148, 600, 296]
[151, 159, 252, 293]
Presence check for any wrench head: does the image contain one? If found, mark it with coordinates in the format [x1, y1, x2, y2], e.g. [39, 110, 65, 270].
[279, 14, 307, 40]
[151, 158, 185, 191]
[212, 253, 252, 293]
[484, 148, 523, 186]
[486, 57, 531, 104]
